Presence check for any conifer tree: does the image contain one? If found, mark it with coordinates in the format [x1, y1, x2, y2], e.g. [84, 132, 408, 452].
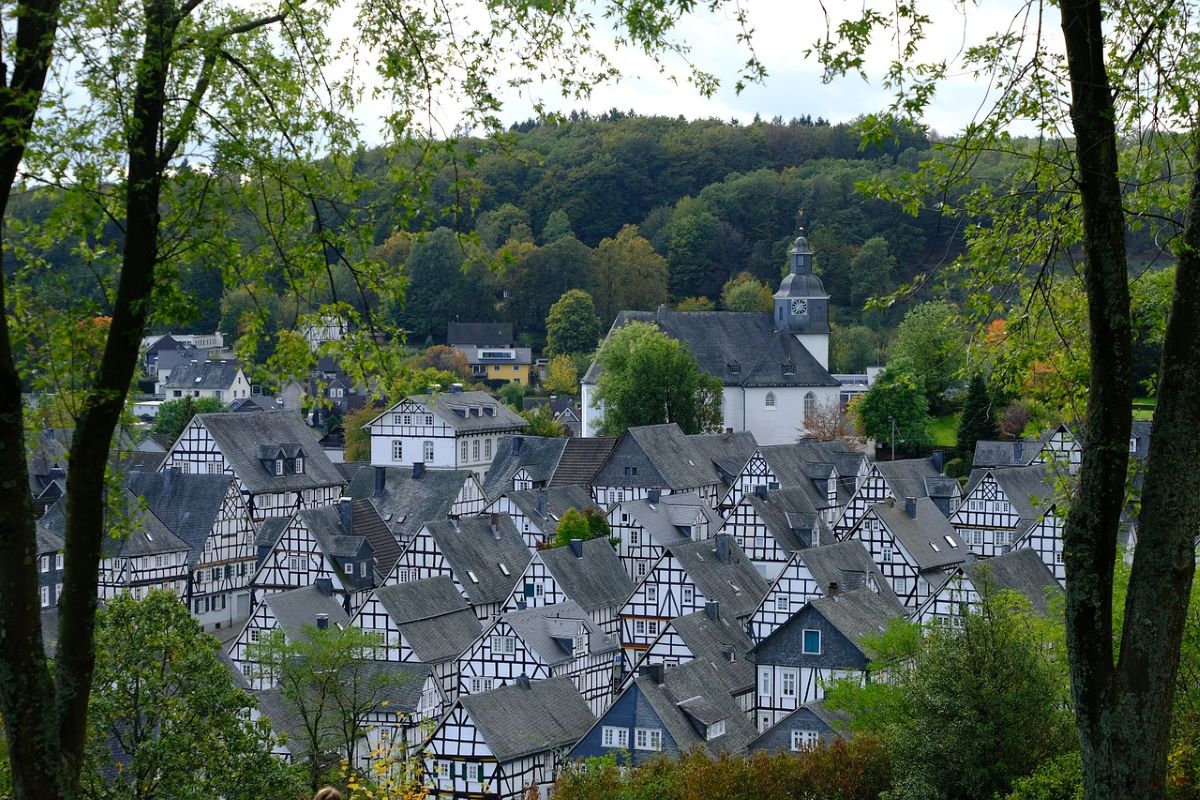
[957, 373, 1000, 463]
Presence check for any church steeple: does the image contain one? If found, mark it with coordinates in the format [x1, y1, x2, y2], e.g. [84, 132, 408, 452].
[774, 228, 831, 369]
[788, 230, 814, 275]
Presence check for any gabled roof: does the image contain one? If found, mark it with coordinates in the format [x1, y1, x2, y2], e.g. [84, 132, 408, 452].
[124, 470, 233, 568]
[966, 463, 1053, 523]
[498, 485, 595, 531]
[667, 536, 769, 619]
[623, 494, 723, 550]
[263, 584, 350, 639]
[40, 491, 189, 558]
[196, 413, 345, 494]
[294, 505, 374, 588]
[666, 608, 756, 695]
[368, 577, 483, 663]
[548, 437, 619, 486]
[161, 360, 244, 390]
[972, 439, 1040, 468]
[458, 675, 595, 761]
[742, 487, 829, 553]
[372, 391, 525, 434]
[686, 431, 759, 486]
[791, 541, 901, 607]
[447, 322, 513, 347]
[960, 549, 1061, 614]
[874, 457, 945, 500]
[501, 600, 618, 667]
[869, 497, 966, 570]
[586, 309, 839, 389]
[807, 588, 905, 656]
[538, 537, 634, 612]
[346, 466, 475, 542]
[745, 701, 850, 751]
[256, 516, 290, 550]
[481, 436, 568, 499]
[420, 516, 531, 607]
[631, 658, 759, 754]
[623, 424, 723, 490]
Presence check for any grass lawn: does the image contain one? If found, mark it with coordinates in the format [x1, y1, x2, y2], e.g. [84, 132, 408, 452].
[929, 413, 959, 448]
[1133, 396, 1156, 421]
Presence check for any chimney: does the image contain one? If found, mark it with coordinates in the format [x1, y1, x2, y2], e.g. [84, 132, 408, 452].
[640, 663, 665, 684]
[516, 673, 531, 689]
[828, 581, 840, 598]
[536, 489, 546, 516]
[412, 461, 425, 479]
[753, 484, 768, 500]
[932, 449, 944, 474]
[315, 577, 333, 596]
[569, 538, 583, 558]
[705, 601, 720, 621]
[886, 496, 895, 508]
[647, 487, 661, 504]
[714, 536, 730, 563]
[516, 600, 528, 610]
[904, 497, 917, 519]
[316, 613, 329, 629]
[490, 512, 500, 537]
[338, 496, 353, 534]
[511, 436, 524, 455]
[1014, 440, 1024, 462]
[374, 466, 386, 497]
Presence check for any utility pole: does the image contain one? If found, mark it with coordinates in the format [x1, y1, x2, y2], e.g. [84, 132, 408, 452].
[887, 415, 896, 461]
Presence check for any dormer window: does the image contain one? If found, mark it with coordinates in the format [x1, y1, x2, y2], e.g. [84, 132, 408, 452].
[727, 360, 740, 375]
[275, 459, 284, 476]
[782, 360, 796, 376]
[294, 457, 304, 474]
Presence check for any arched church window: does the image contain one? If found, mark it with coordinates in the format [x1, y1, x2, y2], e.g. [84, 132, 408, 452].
[804, 392, 816, 421]
[765, 392, 776, 409]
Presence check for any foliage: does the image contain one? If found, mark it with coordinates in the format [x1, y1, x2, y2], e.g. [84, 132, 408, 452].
[541, 210, 575, 244]
[674, 296, 715, 311]
[849, 363, 931, 453]
[498, 383, 527, 410]
[543, 354, 579, 395]
[590, 225, 669, 324]
[887, 300, 965, 410]
[1003, 753, 1084, 800]
[340, 723, 428, 800]
[554, 740, 892, 800]
[545, 290, 602, 356]
[80, 592, 301, 800]
[831, 324, 884, 373]
[848, 236, 897, 309]
[592, 321, 723, 436]
[800, 397, 852, 441]
[501, 237, 595, 336]
[521, 404, 565, 437]
[343, 405, 382, 462]
[150, 397, 227, 442]
[550, 506, 610, 547]
[957, 373, 1000, 462]
[720, 272, 773, 311]
[417, 346, 473, 382]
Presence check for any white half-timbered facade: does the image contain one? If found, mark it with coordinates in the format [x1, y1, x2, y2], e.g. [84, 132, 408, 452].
[915, 548, 1062, 628]
[951, 465, 1052, 557]
[478, 484, 594, 550]
[606, 493, 719, 582]
[719, 442, 868, 524]
[719, 486, 826, 579]
[347, 465, 487, 544]
[228, 583, 350, 689]
[251, 512, 355, 607]
[1015, 505, 1066, 587]
[833, 457, 956, 537]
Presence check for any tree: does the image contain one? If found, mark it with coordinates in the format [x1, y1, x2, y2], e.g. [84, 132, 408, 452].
[592, 321, 723, 436]
[80, 592, 301, 800]
[551, 505, 610, 547]
[847, 236, 897, 309]
[521, 404, 566, 437]
[887, 300, 965, 410]
[720, 271, 773, 311]
[541, 209, 574, 243]
[545, 289, 602, 357]
[418, 345, 473, 382]
[674, 296, 715, 311]
[957, 373, 1000, 462]
[343, 405, 382, 462]
[151, 397, 227, 442]
[831, 324, 883, 373]
[502, 237, 596, 335]
[543, 354, 579, 395]
[590, 225, 669, 324]
[850, 362, 931, 454]
[801, 397, 852, 441]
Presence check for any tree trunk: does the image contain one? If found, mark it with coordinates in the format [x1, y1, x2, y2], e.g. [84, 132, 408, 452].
[1058, 0, 1200, 796]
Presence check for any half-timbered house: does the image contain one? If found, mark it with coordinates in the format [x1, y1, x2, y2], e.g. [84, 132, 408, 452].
[972, 423, 1082, 474]
[480, 435, 569, 499]
[457, 601, 620, 714]
[719, 440, 868, 522]
[364, 389, 526, 480]
[720, 485, 830, 579]
[386, 515, 531, 621]
[591, 424, 729, 509]
[34, 520, 65, 609]
[479, 484, 595, 549]
[607, 491, 723, 582]
[1014, 504, 1067, 587]
[570, 658, 758, 767]
[618, 535, 768, 658]
[161, 412, 345, 520]
[125, 470, 258, 629]
[422, 675, 595, 800]
[751, 588, 904, 731]
[346, 463, 486, 544]
[833, 455, 961, 535]
[843, 497, 966, 610]
[229, 581, 350, 689]
[351, 576, 483, 707]
[916, 548, 1061, 628]
[951, 464, 1053, 557]
[745, 540, 898, 643]
[499, 537, 634, 637]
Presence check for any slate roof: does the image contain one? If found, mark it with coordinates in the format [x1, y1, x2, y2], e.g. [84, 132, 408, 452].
[625, 424, 724, 490]
[420, 516, 531, 607]
[40, 492, 189, 558]
[124, 470, 232, 568]
[966, 463, 1054, 525]
[346, 465, 475, 542]
[788, 541, 902, 607]
[447, 322, 513, 347]
[294, 504, 375, 589]
[481, 436, 568, 499]
[458, 675, 595, 761]
[870, 497, 967, 570]
[667, 536, 769, 619]
[961, 549, 1062, 614]
[875, 457, 946, 501]
[631, 658, 759, 755]
[665, 608, 756, 695]
[585, 309, 839, 389]
[498, 485, 595, 531]
[371, 391, 525, 434]
[501, 601, 618, 667]
[745, 701, 850, 751]
[806, 588, 906, 657]
[36, 520, 64, 555]
[686, 431, 759, 486]
[197, 413, 345, 494]
[972, 439, 1040, 468]
[537, 537, 634, 613]
[547, 437, 618, 486]
[161, 360, 244, 391]
[742, 487, 830, 553]
[256, 516, 290, 550]
[263, 583, 351, 639]
[368, 577, 483, 664]
[624, 494, 723, 549]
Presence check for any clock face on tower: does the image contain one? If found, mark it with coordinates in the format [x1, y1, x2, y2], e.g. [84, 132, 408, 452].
[791, 298, 808, 316]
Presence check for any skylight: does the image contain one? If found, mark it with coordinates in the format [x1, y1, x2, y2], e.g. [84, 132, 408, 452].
[467, 570, 479, 583]
[499, 563, 510, 576]
[945, 535, 959, 549]
[929, 541, 941, 552]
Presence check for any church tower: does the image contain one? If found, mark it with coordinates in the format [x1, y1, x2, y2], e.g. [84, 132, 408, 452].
[773, 230, 831, 369]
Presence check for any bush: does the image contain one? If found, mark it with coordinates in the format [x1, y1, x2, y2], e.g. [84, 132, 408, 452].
[943, 457, 968, 478]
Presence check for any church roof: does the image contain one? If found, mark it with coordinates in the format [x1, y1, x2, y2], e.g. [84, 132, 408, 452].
[774, 272, 829, 299]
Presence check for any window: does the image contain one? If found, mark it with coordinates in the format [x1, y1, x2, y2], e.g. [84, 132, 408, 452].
[706, 719, 726, 740]
[647, 620, 659, 636]
[803, 391, 816, 421]
[623, 466, 638, 477]
[392, 413, 402, 425]
[791, 730, 820, 751]
[436, 761, 451, 781]
[782, 360, 795, 376]
[634, 728, 662, 751]
[39, 556, 49, 573]
[55, 553, 63, 570]
[426, 415, 434, 425]
[491, 635, 516, 655]
[781, 669, 797, 698]
[206, 461, 221, 475]
[682, 586, 694, 605]
[881, 547, 893, 562]
[629, 529, 640, 546]
[802, 629, 822, 654]
[294, 457, 304, 474]
[646, 585, 658, 603]
[466, 763, 481, 783]
[40, 586, 49, 608]
[636, 560, 648, 579]
[403, 414, 412, 425]
[392, 440, 403, 462]
[774, 595, 789, 613]
[765, 392, 776, 408]
[602, 726, 629, 748]
[460, 440, 468, 462]
[758, 667, 771, 696]
[945, 535, 958, 549]
[288, 556, 304, 572]
[275, 459, 284, 476]
[1130, 437, 1138, 453]
[423, 441, 435, 461]
[469, 677, 495, 693]
[634, 620, 646, 635]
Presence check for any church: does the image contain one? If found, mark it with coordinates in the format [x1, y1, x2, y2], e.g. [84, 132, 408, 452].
[581, 232, 841, 446]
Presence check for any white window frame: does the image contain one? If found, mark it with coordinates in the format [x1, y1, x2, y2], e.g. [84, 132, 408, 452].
[491, 635, 516, 655]
[791, 729, 820, 751]
[634, 728, 662, 751]
[601, 726, 628, 748]
[646, 585, 658, 603]
[424, 440, 435, 461]
[802, 628, 822, 655]
[392, 440, 403, 462]
[781, 669, 798, 698]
